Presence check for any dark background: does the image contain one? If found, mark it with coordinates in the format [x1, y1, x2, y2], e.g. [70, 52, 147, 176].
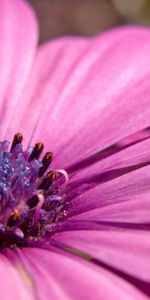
[28, 0, 150, 43]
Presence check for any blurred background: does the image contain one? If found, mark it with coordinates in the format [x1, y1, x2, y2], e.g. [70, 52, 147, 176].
[28, 0, 150, 43]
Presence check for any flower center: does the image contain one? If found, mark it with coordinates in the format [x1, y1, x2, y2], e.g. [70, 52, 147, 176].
[0, 133, 68, 249]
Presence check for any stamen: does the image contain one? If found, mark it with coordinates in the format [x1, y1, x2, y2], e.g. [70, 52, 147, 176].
[55, 169, 69, 187]
[36, 192, 45, 207]
[26, 192, 45, 209]
[10, 133, 23, 152]
[26, 195, 39, 209]
[28, 142, 44, 161]
[0, 133, 68, 249]
[38, 152, 53, 177]
[7, 209, 21, 227]
[38, 171, 56, 190]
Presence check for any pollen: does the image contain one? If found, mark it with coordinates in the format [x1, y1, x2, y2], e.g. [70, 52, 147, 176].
[0, 133, 68, 249]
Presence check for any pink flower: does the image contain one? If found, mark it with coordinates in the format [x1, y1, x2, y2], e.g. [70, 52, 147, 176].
[0, 0, 150, 299]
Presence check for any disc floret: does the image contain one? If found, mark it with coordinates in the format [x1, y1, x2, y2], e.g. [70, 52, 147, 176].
[0, 133, 67, 248]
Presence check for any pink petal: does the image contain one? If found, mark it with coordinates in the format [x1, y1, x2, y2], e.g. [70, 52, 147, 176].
[6, 36, 88, 144]
[0, 0, 38, 139]
[9, 26, 123, 140]
[68, 196, 150, 223]
[67, 129, 150, 181]
[65, 138, 150, 218]
[53, 229, 150, 282]
[0, 253, 34, 299]
[68, 164, 150, 216]
[8, 26, 150, 167]
[18, 247, 148, 300]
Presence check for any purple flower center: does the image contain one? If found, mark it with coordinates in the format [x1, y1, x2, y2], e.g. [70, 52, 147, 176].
[0, 133, 67, 249]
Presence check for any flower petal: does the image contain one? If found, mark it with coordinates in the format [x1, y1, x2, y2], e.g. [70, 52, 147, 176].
[9, 26, 150, 167]
[68, 196, 150, 224]
[53, 228, 150, 282]
[0, 0, 38, 138]
[67, 164, 150, 216]
[0, 253, 33, 299]
[67, 128, 150, 180]
[18, 247, 148, 300]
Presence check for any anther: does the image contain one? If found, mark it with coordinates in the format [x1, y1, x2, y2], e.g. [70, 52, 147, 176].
[38, 152, 53, 177]
[26, 195, 39, 209]
[38, 171, 56, 190]
[7, 209, 21, 227]
[28, 142, 44, 161]
[10, 133, 23, 152]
